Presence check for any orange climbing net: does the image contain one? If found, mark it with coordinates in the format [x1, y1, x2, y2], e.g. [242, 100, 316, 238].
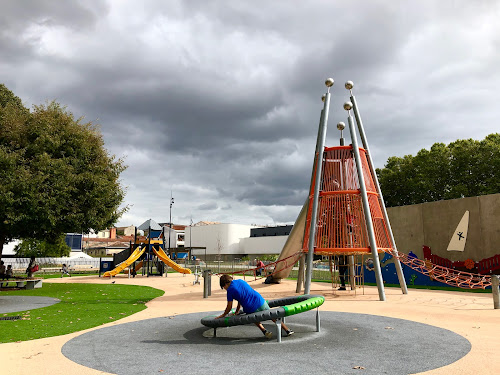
[303, 146, 393, 256]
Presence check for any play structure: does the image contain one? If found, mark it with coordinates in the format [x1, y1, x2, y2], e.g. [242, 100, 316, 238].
[201, 294, 324, 342]
[103, 247, 146, 277]
[124, 261, 144, 275]
[261, 79, 493, 296]
[103, 219, 191, 277]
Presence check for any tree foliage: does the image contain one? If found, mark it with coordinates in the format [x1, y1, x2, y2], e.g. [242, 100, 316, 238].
[0, 84, 127, 258]
[14, 235, 71, 258]
[376, 134, 500, 207]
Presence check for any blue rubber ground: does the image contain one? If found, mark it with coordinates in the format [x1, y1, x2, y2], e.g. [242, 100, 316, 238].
[62, 311, 470, 375]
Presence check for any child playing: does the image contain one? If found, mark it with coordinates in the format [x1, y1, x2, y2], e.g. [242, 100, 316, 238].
[255, 258, 265, 276]
[61, 264, 71, 277]
[2, 264, 13, 287]
[216, 274, 294, 339]
[5, 265, 13, 279]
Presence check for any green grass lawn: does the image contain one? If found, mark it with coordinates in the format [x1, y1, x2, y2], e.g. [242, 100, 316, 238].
[0, 283, 164, 343]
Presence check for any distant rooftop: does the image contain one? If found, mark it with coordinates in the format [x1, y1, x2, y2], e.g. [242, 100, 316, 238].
[193, 221, 221, 226]
[250, 225, 293, 237]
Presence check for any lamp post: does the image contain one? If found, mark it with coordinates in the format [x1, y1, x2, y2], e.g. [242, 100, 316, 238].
[190, 217, 193, 262]
[169, 192, 174, 257]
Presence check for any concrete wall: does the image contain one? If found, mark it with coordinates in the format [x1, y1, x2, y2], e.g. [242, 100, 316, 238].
[184, 223, 252, 256]
[239, 236, 288, 256]
[387, 193, 500, 261]
[97, 229, 110, 238]
[123, 226, 135, 236]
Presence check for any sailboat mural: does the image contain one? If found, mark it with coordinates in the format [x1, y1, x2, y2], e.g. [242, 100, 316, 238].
[447, 211, 469, 252]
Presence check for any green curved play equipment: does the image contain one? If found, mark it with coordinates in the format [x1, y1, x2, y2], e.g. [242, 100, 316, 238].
[201, 294, 324, 343]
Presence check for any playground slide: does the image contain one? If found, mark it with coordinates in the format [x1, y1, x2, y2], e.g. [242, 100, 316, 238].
[273, 199, 308, 280]
[103, 247, 146, 277]
[153, 248, 192, 274]
[124, 261, 143, 274]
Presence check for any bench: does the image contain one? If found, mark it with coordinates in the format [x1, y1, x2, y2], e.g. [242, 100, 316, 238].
[15, 279, 43, 289]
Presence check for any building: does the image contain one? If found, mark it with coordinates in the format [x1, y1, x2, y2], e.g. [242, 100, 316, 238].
[96, 227, 117, 239]
[239, 225, 292, 258]
[184, 223, 291, 261]
[83, 237, 131, 257]
[115, 225, 136, 237]
[64, 233, 83, 256]
[160, 223, 186, 250]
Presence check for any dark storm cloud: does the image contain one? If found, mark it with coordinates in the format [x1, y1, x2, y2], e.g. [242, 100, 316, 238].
[0, 1, 106, 63]
[1, 1, 499, 226]
[197, 202, 218, 211]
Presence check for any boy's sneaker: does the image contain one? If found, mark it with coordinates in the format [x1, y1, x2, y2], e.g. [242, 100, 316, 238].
[264, 330, 272, 339]
[338, 286, 346, 291]
[286, 330, 294, 337]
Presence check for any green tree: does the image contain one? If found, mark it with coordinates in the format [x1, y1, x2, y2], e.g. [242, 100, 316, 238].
[0, 84, 127, 258]
[376, 134, 500, 207]
[14, 235, 71, 257]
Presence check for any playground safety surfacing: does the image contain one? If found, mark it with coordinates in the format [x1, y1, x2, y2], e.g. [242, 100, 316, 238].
[62, 310, 470, 375]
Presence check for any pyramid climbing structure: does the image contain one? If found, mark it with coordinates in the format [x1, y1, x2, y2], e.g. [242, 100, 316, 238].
[302, 145, 393, 256]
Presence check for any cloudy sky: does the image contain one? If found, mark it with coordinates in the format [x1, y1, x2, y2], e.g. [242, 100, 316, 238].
[1, 1, 499, 228]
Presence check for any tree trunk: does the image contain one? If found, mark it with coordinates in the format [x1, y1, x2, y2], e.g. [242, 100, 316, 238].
[0, 235, 5, 261]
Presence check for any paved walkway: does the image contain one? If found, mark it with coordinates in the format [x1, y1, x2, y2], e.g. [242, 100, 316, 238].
[0, 274, 499, 375]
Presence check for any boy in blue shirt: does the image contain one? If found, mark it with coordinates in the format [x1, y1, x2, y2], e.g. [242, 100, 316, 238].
[216, 274, 294, 339]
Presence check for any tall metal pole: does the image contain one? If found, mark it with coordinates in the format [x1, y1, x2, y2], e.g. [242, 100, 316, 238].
[296, 109, 324, 293]
[345, 101, 386, 301]
[147, 224, 151, 277]
[169, 192, 174, 257]
[304, 78, 334, 294]
[162, 225, 167, 277]
[346, 81, 408, 295]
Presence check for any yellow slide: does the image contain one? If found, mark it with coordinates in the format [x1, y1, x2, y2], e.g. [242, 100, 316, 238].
[153, 247, 192, 274]
[124, 261, 143, 275]
[103, 247, 146, 277]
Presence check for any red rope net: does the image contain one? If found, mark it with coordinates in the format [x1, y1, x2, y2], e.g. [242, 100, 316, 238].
[391, 249, 492, 289]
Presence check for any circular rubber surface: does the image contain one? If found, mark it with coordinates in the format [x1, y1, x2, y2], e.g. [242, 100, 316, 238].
[62, 311, 470, 375]
[0, 296, 60, 314]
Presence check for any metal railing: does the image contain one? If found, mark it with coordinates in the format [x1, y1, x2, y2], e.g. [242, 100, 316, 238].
[2, 257, 110, 275]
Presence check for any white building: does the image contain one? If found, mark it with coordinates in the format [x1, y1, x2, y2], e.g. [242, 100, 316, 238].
[239, 236, 288, 257]
[184, 223, 291, 260]
[1, 240, 20, 256]
[163, 225, 185, 250]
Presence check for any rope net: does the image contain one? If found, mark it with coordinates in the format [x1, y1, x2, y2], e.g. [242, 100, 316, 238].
[302, 146, 393, 255]
[392, 250, 492, 289]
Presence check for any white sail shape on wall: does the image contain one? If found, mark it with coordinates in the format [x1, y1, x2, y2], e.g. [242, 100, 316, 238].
[447, 211, 469, 252]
